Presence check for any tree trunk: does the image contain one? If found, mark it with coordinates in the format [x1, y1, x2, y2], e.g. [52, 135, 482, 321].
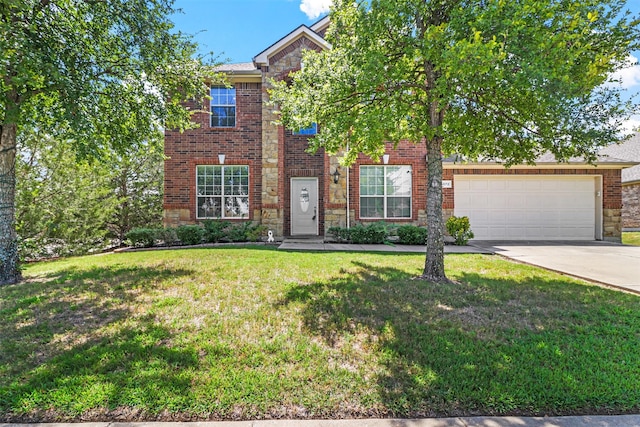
[421, 135, 449, 283]
[0, 121, 21, 285]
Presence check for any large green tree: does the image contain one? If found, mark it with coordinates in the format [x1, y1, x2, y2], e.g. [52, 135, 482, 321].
[270, 0, 639, 283]
[15, 130, 164, 260]
[16, 131, 118, 259]
[0, 0, 214, 284]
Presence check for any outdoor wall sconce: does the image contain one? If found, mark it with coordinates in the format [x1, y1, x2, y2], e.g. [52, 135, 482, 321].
[383, 154, 390, 164]
[218, 154, 226, 165]
[332, 168, 341, 184]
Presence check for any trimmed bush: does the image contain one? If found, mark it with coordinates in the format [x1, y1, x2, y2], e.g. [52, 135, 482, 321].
[446, 215, 475, 246]
[203, 220, 231, 243]
[227, 222, 267, 242]
[125, 228, 158, 248]
[176, 225, 205, 246]
[157, 227, 180, 246]
[348, 222, 389, 244]
[397, 225, 427, 245]
[328, 226, 351, 242]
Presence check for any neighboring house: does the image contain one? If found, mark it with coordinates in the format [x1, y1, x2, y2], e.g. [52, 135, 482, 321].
[600, 133, 640, 231]
[164, 17, 632, 242]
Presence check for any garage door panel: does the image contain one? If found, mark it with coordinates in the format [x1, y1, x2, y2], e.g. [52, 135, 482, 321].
[470, 180, 490, 190]
[454, 175, 596, 241]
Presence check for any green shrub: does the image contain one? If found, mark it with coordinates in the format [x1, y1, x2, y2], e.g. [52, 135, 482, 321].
[226, 222, 267, 242]
[244, 223, 267, 242]
[446, 215, 474, 245]
[397, 225, 427, 245]
[202, 220, 231, 243]
[157, 227, 180, 246]
[349, 222, 389, 244]
[176, 225, 205, 246]
[328, 226, 351, 242]
[125, 228, 158, 248]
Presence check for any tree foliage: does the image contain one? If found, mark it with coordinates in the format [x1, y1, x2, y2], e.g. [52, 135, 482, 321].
[270, 0, 640, 282]
[15, 132, 117, 259]
[0, 0, 218, 284]
[15, 131, 165, 260]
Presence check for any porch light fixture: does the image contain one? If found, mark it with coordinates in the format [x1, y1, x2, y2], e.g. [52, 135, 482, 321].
[331, 168, 341, 184]
[218, 154, 226, 164]
[383, 154, 390, 164]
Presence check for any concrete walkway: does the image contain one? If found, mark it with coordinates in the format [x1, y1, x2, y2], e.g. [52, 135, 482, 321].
[4, 415, 640, 426]
[278, 239, 492, 254]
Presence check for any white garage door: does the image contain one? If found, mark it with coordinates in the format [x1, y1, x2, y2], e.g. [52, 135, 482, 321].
[454, 175, 597, 240]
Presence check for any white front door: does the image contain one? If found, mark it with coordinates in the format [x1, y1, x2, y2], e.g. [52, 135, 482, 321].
[291, 178, 318, 236]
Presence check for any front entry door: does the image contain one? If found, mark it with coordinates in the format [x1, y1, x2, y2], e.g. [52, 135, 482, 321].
[291, 178, 318, 236]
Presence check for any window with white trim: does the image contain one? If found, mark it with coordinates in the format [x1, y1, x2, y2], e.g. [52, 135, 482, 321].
[196, 165, 249, 219]
[360, 165, 412, 219]
[210, 86, 236, 127]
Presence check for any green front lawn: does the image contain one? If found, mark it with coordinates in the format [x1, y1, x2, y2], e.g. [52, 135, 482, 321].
[1, 248, 639, 421]
[623, 232, 640, 246]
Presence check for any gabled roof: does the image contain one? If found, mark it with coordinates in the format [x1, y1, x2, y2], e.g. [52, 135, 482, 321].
[214, 62, 259, 73]
[599, 133, 640, 184]
[310, 15, 330, 34]
[253, 24, 330, 68]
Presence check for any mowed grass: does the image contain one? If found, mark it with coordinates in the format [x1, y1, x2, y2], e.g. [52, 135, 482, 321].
[1, 247, 639, 421]
[623, 232, 640, 246]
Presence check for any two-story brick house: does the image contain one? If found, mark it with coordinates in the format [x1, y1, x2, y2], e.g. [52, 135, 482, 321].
[164, 17, 632, 242]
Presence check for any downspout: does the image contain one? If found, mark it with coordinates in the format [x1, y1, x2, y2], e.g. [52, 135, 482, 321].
[346, 142, 350, 229]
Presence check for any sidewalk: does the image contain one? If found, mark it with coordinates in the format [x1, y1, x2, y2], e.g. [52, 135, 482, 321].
[4, 415, 639, 426]
[278, 239, 492, 254]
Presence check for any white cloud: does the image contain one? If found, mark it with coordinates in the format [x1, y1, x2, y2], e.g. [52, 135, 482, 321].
[300, 0, 332, 20]
[609, 54, 640, 89]
[621, 115, 640, 134]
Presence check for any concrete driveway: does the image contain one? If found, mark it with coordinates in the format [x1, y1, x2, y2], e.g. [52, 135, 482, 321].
[471, 241, 640, 293]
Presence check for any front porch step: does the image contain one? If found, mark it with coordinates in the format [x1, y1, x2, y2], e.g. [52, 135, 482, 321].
[282, 237, 324, 244]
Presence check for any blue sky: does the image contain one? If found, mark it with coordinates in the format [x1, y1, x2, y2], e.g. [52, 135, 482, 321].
[171, 0, 331, 63]
[171, 0, 640, 131]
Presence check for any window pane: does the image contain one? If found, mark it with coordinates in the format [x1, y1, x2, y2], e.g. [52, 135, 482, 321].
[198, 196, 222, 218]
[360, 197, 384, 218]
[387, 197, 411, 218]
[210, 87, 236, 106]
[360, 166, 384, 196]
[386, 166, 411, 196]
[224, 196, 249, 218]
[211, 106, 236, 127]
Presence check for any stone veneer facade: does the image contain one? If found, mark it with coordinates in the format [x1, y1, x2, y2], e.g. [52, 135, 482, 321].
[622, 183, 640, 229]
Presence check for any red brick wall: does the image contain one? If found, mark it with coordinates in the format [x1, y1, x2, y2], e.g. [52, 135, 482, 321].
[164, 82, 263, 222]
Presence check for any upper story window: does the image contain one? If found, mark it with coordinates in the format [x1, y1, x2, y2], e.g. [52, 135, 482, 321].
[211, 86, 236, 128]
[360, 165, 412, 219]
[197, 165, 249, 219]
[293, 123, 317, 135]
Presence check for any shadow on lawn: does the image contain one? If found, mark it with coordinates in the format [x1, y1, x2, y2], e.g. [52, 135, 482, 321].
[283, 261, 640, 417]
[0, 264, 196, 421]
